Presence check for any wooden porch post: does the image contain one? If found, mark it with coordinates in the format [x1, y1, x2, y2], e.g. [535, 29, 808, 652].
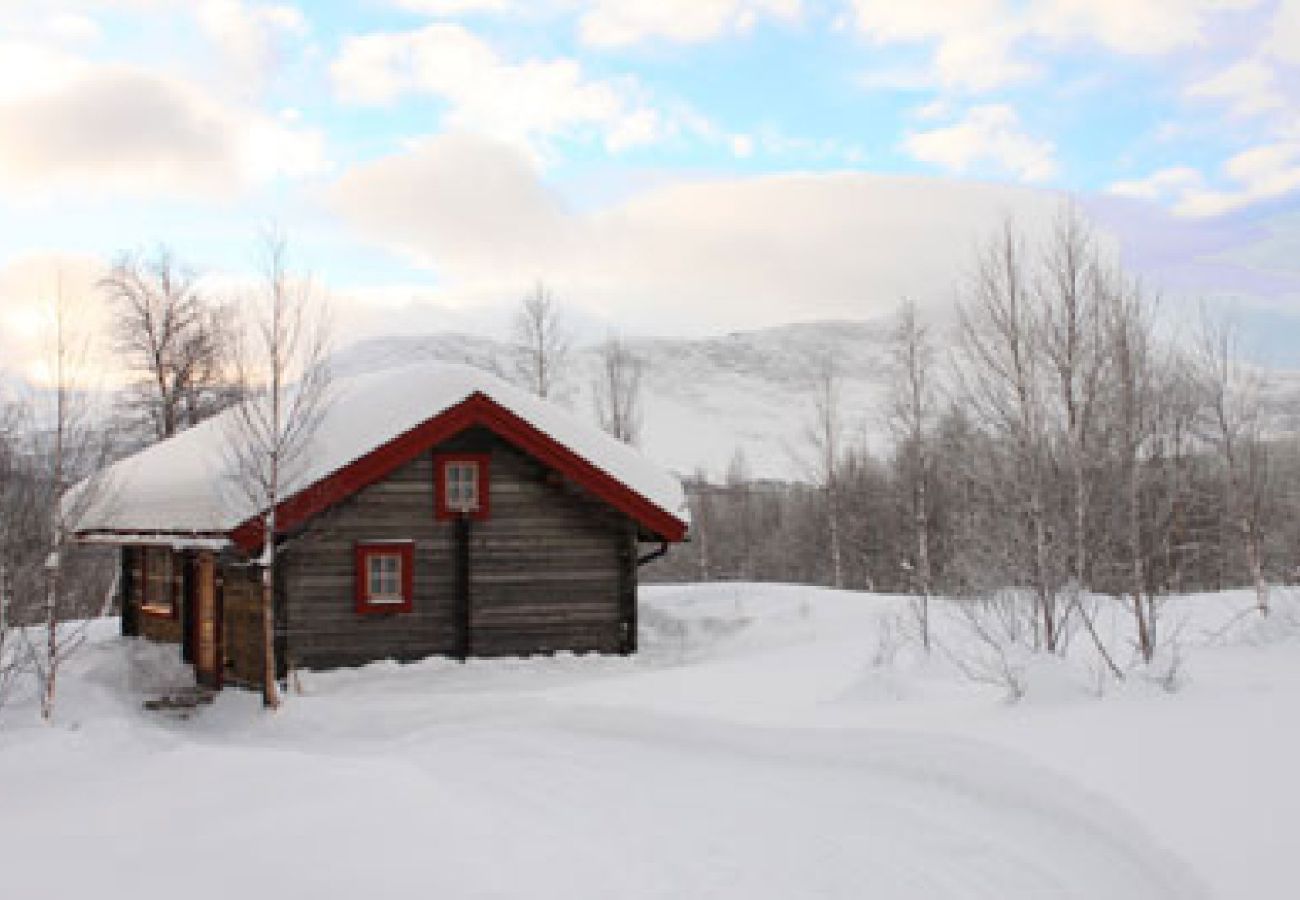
[454, 515, 471, 661]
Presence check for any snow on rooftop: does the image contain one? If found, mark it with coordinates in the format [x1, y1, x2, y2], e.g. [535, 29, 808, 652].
[69, 363, 689, 537]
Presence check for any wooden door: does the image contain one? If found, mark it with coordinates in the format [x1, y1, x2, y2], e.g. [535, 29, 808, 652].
[221, 569, 264, 687]
[194, 552, 222, 688]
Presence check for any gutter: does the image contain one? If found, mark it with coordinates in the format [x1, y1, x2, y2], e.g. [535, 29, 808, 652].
[637, 541, 669, 567]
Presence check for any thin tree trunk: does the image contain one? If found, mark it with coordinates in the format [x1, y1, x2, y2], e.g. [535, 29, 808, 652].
[1246, 527, 1269, 617]
[827, 486, 844, 589]
[915, 467, 931, 653]
[1030, 484, 1056, 652]
[41, 564, 59, 720]
[261, 511, 280, 709]
[1128, 454, 1153, 663]
[42, 281, 68, 721]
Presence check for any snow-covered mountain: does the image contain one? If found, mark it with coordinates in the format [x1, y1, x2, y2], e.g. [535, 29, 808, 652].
[6, 318, 1296, 481]
[330, 321, 897, 481]
[331, 320, 1300, 481]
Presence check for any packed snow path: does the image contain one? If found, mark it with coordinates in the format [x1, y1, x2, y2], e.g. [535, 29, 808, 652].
[6, 582, 1292, 899]
[3, 709, 1199, 900]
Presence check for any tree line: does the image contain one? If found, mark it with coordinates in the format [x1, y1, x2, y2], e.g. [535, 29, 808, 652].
[649, 208, 1298, 671]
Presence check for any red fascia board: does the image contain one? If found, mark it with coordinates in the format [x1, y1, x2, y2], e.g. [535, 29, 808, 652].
[470, 398, 687, 542]
[229, 393, 687, 553]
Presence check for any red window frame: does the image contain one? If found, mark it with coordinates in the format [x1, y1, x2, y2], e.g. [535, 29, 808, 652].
[354, 541, 415, 614]
[434, 452, 490, 521]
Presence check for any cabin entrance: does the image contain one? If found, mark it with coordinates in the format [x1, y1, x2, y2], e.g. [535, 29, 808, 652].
[220, 566, 268, 687]
[193, 552, 222, 688]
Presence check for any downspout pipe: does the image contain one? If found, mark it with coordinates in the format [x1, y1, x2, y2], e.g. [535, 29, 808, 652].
[637, 541, 669, 567]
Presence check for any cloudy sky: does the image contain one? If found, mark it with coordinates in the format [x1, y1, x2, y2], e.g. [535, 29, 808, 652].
[2, 0, 1299, 380]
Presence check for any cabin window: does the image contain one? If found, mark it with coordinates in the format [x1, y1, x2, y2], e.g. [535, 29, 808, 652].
[354, 542, 414, 614]
[435, 453, 490, 521]
[139, 547, 180, 618]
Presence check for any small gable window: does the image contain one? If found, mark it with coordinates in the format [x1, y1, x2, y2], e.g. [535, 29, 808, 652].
[354, 542, 414, 614]
[435, 453, 490, 520]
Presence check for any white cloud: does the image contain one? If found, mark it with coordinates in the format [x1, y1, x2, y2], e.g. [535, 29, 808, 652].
[849, 0, 1262, 94]
[1264, 0, 1300, 65]
[330, 23, 686, 155]
[904, 105, 1058, 182]
[730, 134, 755, 158]
[1030, 0, 1259, 56]
[44, 12, 101, 44]
[390, 1, 802, 47]
[328, 133, 1062, 332]
[1110, 145, 1300, 217]
[849, 1, 1033, 92]
[0, 46, 325, 200]
[578, 0, 801, 47]
[1186, 59, 1285, 118]
[1107, 166, 1205, 201]
[855, 67, 937, 93]
[751, 127, 867, 163]
[395, 0, 512, 11]
[195, 0, 309, 90]
[912, 99, 951, 120]
[1178, 141, 1300, 215]
[0, 40, 83, 102]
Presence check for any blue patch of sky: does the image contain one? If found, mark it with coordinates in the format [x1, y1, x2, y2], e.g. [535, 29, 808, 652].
[1230, 308, 1300, 369]
[549, 25, 941, 181]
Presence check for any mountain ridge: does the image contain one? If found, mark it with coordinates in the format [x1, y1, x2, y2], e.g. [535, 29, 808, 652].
[331, 320, 896, 480]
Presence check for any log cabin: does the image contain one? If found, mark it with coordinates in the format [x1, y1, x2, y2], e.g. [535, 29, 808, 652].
[66, 363, 689, 689]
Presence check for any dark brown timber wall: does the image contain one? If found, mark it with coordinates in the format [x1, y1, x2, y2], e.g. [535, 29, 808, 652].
[279, 427, 637, 670]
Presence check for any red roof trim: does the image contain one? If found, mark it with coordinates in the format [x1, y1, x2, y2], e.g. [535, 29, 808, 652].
[229, 392, 686, 553]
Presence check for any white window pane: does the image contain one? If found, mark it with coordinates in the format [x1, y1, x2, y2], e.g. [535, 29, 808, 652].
[367, 553, 403, 601]
[445, 462, 479, 510]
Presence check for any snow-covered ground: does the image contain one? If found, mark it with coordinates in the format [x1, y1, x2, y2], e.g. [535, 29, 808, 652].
[2, 584, 1296, 900]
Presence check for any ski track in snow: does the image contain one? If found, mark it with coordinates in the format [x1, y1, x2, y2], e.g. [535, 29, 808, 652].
[1, 705, 1203, 900]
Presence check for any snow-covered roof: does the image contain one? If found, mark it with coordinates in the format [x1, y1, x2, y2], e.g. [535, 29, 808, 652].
[69, 363, 689, 541]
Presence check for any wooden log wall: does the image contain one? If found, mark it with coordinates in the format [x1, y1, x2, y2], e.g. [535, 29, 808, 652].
[278, 426, 637, 671]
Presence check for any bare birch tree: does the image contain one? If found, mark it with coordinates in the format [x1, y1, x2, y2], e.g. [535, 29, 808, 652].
[102, 247, 236, 441]
[1105, 274, 1160, 662]
[225, 231, 332, 709]
[592, 334, 644, 445]
[0, 402, 24, 712]
[886, 299, 937, 651]
[957, 221, 1061, 651]
[1038, 208, 1122, 677]
[1195, 313, 1273, 616]
[512, 282, 570, 400]
[806, 356, 845, 589]
[22, 272, 116, 720]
